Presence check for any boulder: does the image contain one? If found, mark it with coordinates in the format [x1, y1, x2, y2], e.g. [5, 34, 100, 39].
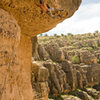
[80, 64, 100, 86]
[74, 64, 100, 88]
[75, 90, 93, 100]
[93, 84, 100, 91]
[43, 61, 70, 94]
[60, 61, 78, 90]
[80, 52, 97, 64]
[38, 44, 50, 61]
[61, 95, 81, 100]
[37, 66, 49, 82]
[31, 62, 49, 100]
[86, 88, 100, 99]
[31, 61, 49, 82]
[44, 42, 65, 62]
[45, 61, 100, 95]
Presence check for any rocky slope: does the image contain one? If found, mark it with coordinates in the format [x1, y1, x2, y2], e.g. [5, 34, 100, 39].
[32, 33, 100, 99]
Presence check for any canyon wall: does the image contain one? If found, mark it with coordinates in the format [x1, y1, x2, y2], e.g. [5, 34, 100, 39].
[33, 34, 100, 100]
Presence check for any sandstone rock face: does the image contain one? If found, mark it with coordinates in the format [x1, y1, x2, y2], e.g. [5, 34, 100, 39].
[0, 0, 81, 37]
[37, 44, 49, 61]
[31, 62, 49, 100]
[44, 42, 65, 61]
[80, 52, 97, 64]
[43, 61, 70, 94]
[0, 8, 33, 100]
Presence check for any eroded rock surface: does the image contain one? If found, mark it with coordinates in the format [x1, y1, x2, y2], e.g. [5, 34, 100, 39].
[0, 0, 81, 36]
[31, 62, 49, 100]
[34, 35, 100, 99]
[0, 8, 33, 100]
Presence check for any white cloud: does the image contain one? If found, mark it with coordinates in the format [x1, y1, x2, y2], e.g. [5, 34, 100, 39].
[45, 3, 100, 35]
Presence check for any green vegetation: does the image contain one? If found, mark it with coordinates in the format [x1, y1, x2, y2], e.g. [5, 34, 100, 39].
[49, 94, 64, 100]
[88, 47, 93, 51]
[38, 31, 100, 65]
[53, 34, 60, 37]
[94, 30, 99, 34]
[67, 33, 73, 36]
[93, 43, 98, 49]
[44, 34, 48, 36]
[72, 55, 80, 64]
[54, 34, 57, 36]
[68, 89, 80, 97]
[40, 33, 43, 37]
[61, 34, 64, 36]
[93, 83, 100, 89]
[97, 59, 100, 64]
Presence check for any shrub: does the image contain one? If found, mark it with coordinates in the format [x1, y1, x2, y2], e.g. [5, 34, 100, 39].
[54, 34, 60, 38]
[93, 43, 98, 49]
[97, 59, 100, 64]
[93, 83, 100, 89]
[68, 89, 80, 97]
[44, 34, 48, 36]
[88, 47, 93, 51]
[40, 33, 43, 37]
[72, 55, 80, 64]
[94, 30, 99, 33]
[54, 34, 57, 36]
[61, 34, 64, 36]
[56, 35, 60, 38]
[67, 33, 73, 36]
[49, 94, 64, 100]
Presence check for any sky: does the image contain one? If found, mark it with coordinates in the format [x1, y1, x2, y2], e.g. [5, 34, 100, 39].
[43, 0, 100, 35]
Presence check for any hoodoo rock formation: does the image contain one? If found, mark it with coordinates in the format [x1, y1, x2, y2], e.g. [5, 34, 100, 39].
[0, 0, 81, 100]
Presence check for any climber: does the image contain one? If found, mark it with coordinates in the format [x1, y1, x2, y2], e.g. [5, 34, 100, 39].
[38, 0, 48, 13]
[36, 0, 63, 18]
